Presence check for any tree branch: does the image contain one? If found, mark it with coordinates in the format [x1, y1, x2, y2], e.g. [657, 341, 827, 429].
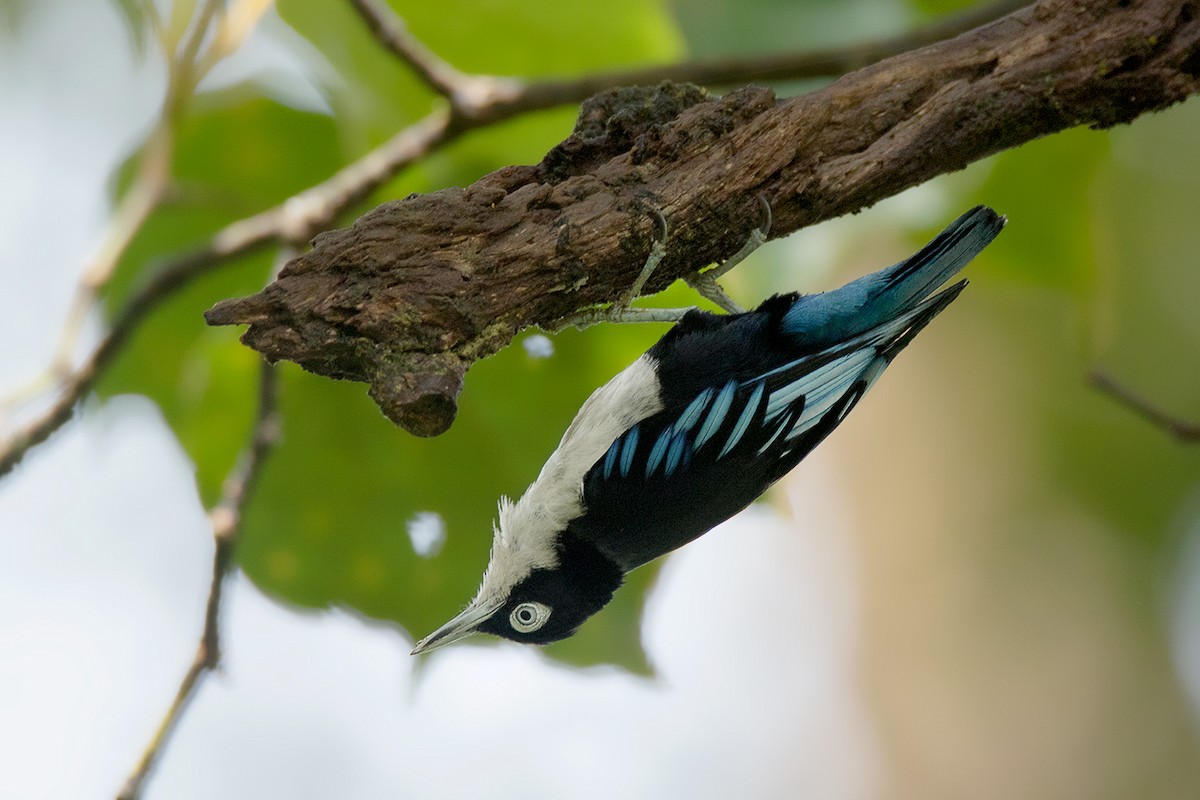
[115, 360, 281, 800]
[0, 233, 279, 477]
[205, 0, 1200, 437]
[0, 2, 1020, 475]
[0, 0, 1186, 471]
[0, 109, 453, 477]
[346, 0, 1031, 118]
[1089, 369, 1200, 443]
[2, 0, 231, 423]
[345, 0, 521, 107]
[508, 0, 1031, 111]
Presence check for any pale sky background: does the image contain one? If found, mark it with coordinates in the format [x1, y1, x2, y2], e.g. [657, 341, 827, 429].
[0, 3, 883, 798]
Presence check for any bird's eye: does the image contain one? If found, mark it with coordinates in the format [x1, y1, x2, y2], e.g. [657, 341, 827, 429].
[509, 601, 552, 633]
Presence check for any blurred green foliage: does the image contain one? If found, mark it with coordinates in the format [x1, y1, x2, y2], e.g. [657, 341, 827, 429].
[92, 0, 1200, 684]
[100, 92, 346, 505]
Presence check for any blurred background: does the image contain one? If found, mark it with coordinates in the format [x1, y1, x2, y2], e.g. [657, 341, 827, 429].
[2, 0, 1199, 798]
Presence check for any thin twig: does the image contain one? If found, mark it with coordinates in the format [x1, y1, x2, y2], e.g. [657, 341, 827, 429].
[1089, 369, 1200, 443]
[345, 0, 518, 107]
[0, 0, 1028, 475]
[220, 107, 455, 244]
[1, 0, 252, 435]
[0, 236, 276, 476]
[197, 0, 275, 77]
[351, 0, 1030, 118]
[0, 110, 451, 477]
[44, 0, 225, 381]
[115, 359, 281, 800]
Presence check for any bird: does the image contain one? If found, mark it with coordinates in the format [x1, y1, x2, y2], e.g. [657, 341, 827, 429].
[411, 205, 1006, 654]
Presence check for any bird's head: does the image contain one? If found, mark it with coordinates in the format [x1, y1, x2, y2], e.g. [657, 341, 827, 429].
[411, 499, 624, 654]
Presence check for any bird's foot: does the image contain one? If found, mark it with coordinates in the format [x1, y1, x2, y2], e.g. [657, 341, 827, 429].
[552, 198, 771, 331]
[552, 210, 693, 331]
[683, 196, 772, 315]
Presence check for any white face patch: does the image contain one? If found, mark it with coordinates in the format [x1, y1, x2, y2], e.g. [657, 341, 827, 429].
[470, 355, 664, 607]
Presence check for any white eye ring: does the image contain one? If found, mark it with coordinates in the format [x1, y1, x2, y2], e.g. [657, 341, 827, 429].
[509, 601, 552, 633]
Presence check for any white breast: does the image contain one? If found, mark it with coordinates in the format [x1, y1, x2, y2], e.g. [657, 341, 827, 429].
[472, 355, 664, 605]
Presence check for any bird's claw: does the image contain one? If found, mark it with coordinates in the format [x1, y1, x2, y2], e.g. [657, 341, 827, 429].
[684, 196, 772, 314]
[554, 198, 771, 330]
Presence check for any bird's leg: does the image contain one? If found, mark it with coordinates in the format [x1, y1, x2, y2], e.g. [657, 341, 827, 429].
[552, 210, 693, 331]
[619, 208, 669, 309]
[552, 198, 771, 331]
[685, 196, 773, 315]
[710, 196, 773, 283]
[687, 275, 744, 314]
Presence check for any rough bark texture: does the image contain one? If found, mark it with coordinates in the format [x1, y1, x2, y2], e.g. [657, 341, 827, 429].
[206, 0, 1200, 436]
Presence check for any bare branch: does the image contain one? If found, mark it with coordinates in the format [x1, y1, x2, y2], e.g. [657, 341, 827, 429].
[0, 234, 276, 477]
[347, 0, 1026, 121]
[35, 0, 229, 386]
[0, 109, 452, 477]
[345, 0, 463, 95]
[115, 360, 281, 800]
[510, 0, 1031, 112]
[1089, 369, 1200, 443]
[0, 0, 265, 473]
[345, 0, 521, 108]
[206, 0, 1200, 437]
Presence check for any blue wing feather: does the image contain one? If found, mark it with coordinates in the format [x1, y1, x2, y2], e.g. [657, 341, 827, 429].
[781, 206, 1004, 347]
[572, 207, 1004, 571]
[695, 380, 737, 451]
[719, 381, 764, 459]
[619, 425, 639, 477]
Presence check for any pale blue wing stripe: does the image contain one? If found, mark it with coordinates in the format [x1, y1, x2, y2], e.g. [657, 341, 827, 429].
[665, 432, 689, 476]
[787, 352, 892, 438]
[674, 387, 714, 433]
[757, 352, 811, 381]
[765, 349, 875, 419]
[787, 356, 882, 439]
[646, 428, 673, 477]
[719, 382, 765, 459]
[757, 412, 794, 455]
[756, 296, 932, 389]
[694, 380, 737, 451]
[763, 397, 792, 423]
[619, 425, 640, 478]
[859, 355, 888, 392]
[603, 440, 619, 480]
[787, 390, 845, 439]
[788, 375, 860, 438]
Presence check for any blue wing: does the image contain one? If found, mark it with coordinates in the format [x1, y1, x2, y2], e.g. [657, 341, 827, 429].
[574, 287, 963, 570]
[781, 205, 1004, 347]
[569, 207, 1004, 570]
[574, 286, 962, 570]
[568, 207, 1007, 571]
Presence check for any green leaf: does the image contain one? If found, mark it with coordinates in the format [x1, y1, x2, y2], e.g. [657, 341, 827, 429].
[1042, 99, 1200, 539]
[275, 0, 683, 153]
[973, 126, 1110, 292]
[99, 88, 344, 504]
